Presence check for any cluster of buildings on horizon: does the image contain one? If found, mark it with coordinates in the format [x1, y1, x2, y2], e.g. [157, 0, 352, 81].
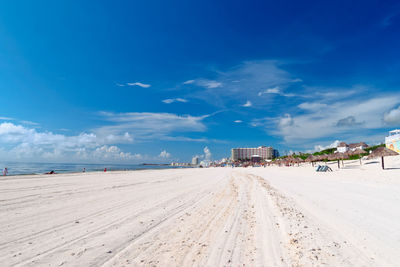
[336, 142, 369, 153]
[170, 129, 400, 167]
[170, 145, 280, 167]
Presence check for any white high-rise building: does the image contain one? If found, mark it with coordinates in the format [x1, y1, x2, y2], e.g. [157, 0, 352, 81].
[191, 156, 199, 165]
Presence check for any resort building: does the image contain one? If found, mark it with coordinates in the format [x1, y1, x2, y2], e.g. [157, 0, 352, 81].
[337, 142, 369, 153]
[337, 142, 349, 153]
[231, 146, 277, 161]
[386, 129, 400, 153]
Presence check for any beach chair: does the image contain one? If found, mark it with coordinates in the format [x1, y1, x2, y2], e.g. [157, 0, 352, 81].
[316, 165, 333, 172]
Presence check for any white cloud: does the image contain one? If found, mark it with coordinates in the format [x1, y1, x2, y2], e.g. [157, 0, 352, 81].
[183, 79, 222, 88]
[291, 78, 303, 82]
[258, 86, 295, 97]
[298, 102, 328, 111]
[0, 116, 14, 120]
[242, 100, 252, 107]
[183, 80, 195, 84]
[126, 82, 151, 88]
[278, 114, 294, 128]
[203, 146, 211, 161]
[0, 122, 136, 163]
[258, 86, 280, 96]
[202, 81, 222, 88]
[20, 120, 39, 126]
[309, 140, 341, 153]
[234, 120, 243, 123]
[383, 106, 400, 125]
[96, 111, 209, 141]
[92, 145, 140, 160]
[268, 95, 400, 144]
[159, 150, 171, 158]
[162, 98, 188, 104]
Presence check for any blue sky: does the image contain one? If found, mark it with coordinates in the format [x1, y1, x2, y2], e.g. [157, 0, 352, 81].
[1, 0, 400, 163]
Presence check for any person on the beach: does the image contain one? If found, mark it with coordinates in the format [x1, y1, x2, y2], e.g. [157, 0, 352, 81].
[83, 168, 86, 172]
[3, 167, 8, 176]
[104, 168, 107, 172]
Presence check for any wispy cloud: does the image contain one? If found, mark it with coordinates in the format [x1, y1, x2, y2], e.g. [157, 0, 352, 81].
[0, 116, 14, 121]
[162, 98, 188, 104]
[126, 82, 151, 88]
[20, 120, 39, 126]
[184, 79, 222, 88]
[241, 100, 252, 107]
[381, 11, 400, 27]
[182, 60, 299, 107]
[258, 86, 295, 97]
[96, 111, 210, 142]
[234, 120, 243, 123]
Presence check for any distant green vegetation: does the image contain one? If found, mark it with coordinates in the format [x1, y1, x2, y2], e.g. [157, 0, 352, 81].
[274, 143, 385, 162]
[313, 148, 336, 155]
[364, 143, 384, 153]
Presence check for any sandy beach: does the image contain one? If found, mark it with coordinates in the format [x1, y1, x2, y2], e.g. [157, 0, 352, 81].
[1, 157, 400, 266]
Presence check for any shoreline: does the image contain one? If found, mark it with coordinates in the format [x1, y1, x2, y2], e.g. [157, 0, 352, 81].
[0, 165, 193, 177]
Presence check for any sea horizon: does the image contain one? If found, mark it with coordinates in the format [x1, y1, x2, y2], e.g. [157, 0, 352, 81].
[0, 161, 182, 176]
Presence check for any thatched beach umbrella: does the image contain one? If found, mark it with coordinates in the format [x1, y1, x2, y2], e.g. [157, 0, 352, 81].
[351, 148, 367, 165]
[284, 156, 292, 165]
[327, 153, 341, 168]
[336, 152, 349, 168]
[325, 153, 338, 168]
[305, 155, 317, 166]
[292, 157, 301, 166]
[318, 154, 328, 162]
[327, 154, 337, 161]
[367, 147, 399, 169]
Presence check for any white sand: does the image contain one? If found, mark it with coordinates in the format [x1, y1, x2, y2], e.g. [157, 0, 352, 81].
[1, 157, 399, 266]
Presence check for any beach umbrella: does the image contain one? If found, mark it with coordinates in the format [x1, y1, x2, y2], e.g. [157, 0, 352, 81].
[318, 154, 328, 161]
[305, 155, 316, 166]
[318, 154, 329, 166]
[291, 157, 301, 166]
[336, 152, 349, 168]
[327, 154, 337, 161]
[367, 147, 399, 169]
[325, 154, 338, 168]
[351, 148, 367, 165]
[297, 157, 305, 163]
[284, 156, 293, 165]
[326, 153, 340, 168]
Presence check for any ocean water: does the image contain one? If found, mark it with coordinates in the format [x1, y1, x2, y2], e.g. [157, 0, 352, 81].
[0, 162, 179, 176]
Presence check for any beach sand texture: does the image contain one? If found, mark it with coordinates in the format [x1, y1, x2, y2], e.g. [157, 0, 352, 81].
[1, 157, 400, 266]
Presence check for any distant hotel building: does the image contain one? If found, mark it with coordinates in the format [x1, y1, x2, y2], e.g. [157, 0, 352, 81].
[336, 142, 369, 153]
[231, 146, 278, 161]
[191, 156, 199, 165]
